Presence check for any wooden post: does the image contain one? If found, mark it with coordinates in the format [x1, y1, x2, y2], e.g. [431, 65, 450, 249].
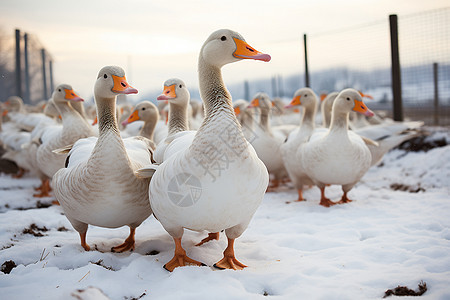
[389, 14, 403, 121]
[15, 29, 22, 98]
[41, 49, 48, 100]
[433, 62, 439, 126]
[303, 34, 310, 88]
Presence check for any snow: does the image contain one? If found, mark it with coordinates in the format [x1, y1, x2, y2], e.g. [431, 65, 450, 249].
[1, 129, 449, 300]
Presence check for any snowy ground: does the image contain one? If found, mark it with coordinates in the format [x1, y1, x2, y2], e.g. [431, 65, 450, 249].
[0, 127, 449, 300]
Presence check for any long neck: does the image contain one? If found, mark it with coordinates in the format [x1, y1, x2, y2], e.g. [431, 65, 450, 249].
[55, 101, 84, 127]
[240, 110, 254, 130]
[168, 104, 189, 136]
[198, 57, 235, 122]
[96, 96, 120, 136]
[329, 109, 349, 136]
[259, 108, 272, 133]
[141, 117, 157, 140]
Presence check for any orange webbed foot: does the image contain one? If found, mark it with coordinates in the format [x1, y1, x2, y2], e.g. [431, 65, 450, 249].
[337, 192, 353, 204]
[111, 228, 135, 253]
[195, 232, 220, 246]
[164, 237, 205, 272]
[214, 238, 247, 270]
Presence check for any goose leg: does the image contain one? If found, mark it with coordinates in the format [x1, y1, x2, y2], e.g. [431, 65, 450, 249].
[195, 232, 220, 246]
[319, 186, 336, 207]
[111, 227, 135, 253]
[12, 167, 25, 178]
[33, 178, 51, 198]
[294, 189, 305, 202]
[80, 231, 90, 251]
[214, 237, 247, 270]
[337, 191, 353, 204]
[164, 237, 205, 272]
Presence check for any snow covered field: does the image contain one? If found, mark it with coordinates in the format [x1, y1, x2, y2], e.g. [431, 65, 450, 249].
[0, 128, 449, 300]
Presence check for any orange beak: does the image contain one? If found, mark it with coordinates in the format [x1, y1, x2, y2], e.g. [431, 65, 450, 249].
[64, 89, 84, 102]
[352, 99, 374, 117]
[111, 75, 138, 94]
[232, 38, 271, 62]
[248, 98, 260, 108]
[320, 94, 327, 102]
[359, 91, 373, 100]
[157, 84, 177, 101]
[2, 109, 8, 117]
[92, 116, 98, 125]
[285, 95, 301, 108]
[234, 106, 241, 115]
[122, 109, 140, 126]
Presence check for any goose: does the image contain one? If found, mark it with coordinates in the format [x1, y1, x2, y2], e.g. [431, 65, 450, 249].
[137, 29, 270, 271]
[121, 100, 159, 148]
[300, 88, 374, 206]
[153, 78, 193, 163]
[321, 92, 338, 128]
[248, 92, 287, 190]
[53, 66, 154, 252]
[281, 87, 323, 202]
[233, 99, 256, 142]
[35, 84, 96, 197]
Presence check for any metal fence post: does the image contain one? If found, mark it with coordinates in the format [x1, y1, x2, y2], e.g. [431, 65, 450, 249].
[244, 80, 249, 101]
[303, 34, 310, 88]
[49, 60, 54, 92]
[41, 48, 48, 100]
[389, 14, 403, 121]
[433, 62, 439, 126]
[24, 33, 30, 104]
[15, 29, 22, 98]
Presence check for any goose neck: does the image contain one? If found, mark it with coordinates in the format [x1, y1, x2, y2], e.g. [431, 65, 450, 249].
[259, 109, 272, 133]
[329, 110, 350, 135]
[168, 104, 189, 136]
[96, 96, 120, 136]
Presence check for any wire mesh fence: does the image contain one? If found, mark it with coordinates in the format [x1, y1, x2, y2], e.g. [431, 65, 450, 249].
[0, 28, 53, 105]
[307, 8, 450, 126]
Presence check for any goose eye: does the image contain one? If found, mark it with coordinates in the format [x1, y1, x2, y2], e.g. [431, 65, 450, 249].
[346, 97, 350, 101]
[142, 107, 146, 111]
[179, 85, 182, 88]
[103, 74, 108, 79]
[58, 89, 61, 92]
[304, 94, 307, 97]
[220, 36, 227, 41]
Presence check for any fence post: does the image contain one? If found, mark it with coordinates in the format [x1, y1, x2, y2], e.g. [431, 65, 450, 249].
[41, 48, 48, 100]
[389, 14, 403, 121]
[244, 80, 249, 101]
[433, 62, 439, 126]
[303, 34, 310, 88]
[15, 29, 22, 98]
[24, 33, 31, 104]
[49, 60, 54, 92]
[271, 76, 277, 98]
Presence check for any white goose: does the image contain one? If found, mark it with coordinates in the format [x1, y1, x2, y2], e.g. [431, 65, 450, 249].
[138, 29, 270, 271]
[153, 78, 193, 163]
[233, 99, 256, 142]
[53, 66, 154, 252]
[300, 89, 374, 205]
[281, 87, 322, 202]
[121, 100, 159, 148]
[35, 85, 96, 197]
[248, 92, 287, 190]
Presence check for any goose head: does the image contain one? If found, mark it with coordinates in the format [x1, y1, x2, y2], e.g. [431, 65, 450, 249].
[333, 89, 374, 117]
[248, 92, 273, 112]
[122, 101, 158, 126]
[285, 88, 318, 110]
[233, 99, 250, 117]
[52, 84, 84, 105]
[94, 66, 137, 99]
[4, 96, 24, 112]
[156, 78, 190, 109]
[200, 29, 271, 68]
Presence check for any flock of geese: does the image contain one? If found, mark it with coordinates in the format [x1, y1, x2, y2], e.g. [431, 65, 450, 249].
[0, 29, 424, 271]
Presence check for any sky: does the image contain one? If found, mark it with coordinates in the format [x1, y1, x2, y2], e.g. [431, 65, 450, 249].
[0, 0, 448, 102]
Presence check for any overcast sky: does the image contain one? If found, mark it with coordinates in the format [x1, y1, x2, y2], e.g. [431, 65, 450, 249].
[0, 0, 447, 101]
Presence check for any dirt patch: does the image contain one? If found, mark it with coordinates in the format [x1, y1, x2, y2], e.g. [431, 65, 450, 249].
[1, 260, 17, 274]
[390, 183, 425, 193]
[22, 223, 49, 237]
[398, 136, 447, 152]
[384, 281, 427, 298]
